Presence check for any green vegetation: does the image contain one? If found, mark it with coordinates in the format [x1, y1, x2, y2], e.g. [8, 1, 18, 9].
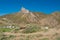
[9, 35, 16, 38]
[22, 24, 41, 33]
[56, 37, 60, 40]
[0, 33, 15, 40]
[0, 35, 15, 40]
[13, 28, 20, 33]
[0, 28, 12, 32]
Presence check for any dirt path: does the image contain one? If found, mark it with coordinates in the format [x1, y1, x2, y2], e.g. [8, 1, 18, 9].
[4, 28, 60, 36]
[3, 28, 60, 40]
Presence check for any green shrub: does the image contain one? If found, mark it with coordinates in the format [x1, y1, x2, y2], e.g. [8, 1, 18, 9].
[22, 24, 41, 33]
[56, 37, 60, 40]
[0, 34, 15, 40]
[41, 38, 49, 40]
[0, 28, 12, 32]
[9, 35, 15, 38]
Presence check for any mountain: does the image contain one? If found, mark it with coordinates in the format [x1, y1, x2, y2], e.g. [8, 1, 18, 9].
[0, 7, 60, 28]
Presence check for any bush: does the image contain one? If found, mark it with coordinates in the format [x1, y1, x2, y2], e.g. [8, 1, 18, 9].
[41, 38, 49, 40]
[56, 37, 60, 40]
[22, 24, 41, 33]
[0, 28, 12, 32]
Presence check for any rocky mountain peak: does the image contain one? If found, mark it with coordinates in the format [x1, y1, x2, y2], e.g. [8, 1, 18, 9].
[21, 7, 29, 13]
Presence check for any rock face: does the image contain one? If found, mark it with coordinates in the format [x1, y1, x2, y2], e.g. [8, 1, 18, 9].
[21, 7, 29, 13]
[40, 17, 58, 27]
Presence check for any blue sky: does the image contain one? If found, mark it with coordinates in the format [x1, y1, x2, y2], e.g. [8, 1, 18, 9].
[0, 0, 60, 16]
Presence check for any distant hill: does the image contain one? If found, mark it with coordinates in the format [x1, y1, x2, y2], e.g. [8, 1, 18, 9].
[0, 7, 60, 28]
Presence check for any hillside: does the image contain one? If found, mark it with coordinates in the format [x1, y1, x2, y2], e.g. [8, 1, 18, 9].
[0, 7, 60, 28]
[0, 7, 60, 40]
